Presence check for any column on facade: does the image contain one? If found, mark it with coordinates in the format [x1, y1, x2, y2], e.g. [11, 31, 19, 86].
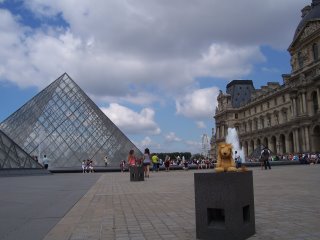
[304, 126, 310, 152]
[216, 126, 220, 139]
[248, 142, 253, 156]
[293, 98, 297, 116]
[221, 125, 225, 138]
[278, 136, 282, 154]
[293, 128, 300, 153]
[268, 136, 275, 153]
[302, 91, 307, 114]
[299, 94, 303, 114]
[254, 138, 259, 149]
[285, 134, 291, 154]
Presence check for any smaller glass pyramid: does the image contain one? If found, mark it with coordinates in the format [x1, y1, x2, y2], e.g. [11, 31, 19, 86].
[0, 73, 142, 168]
[0, 129, 43, 169]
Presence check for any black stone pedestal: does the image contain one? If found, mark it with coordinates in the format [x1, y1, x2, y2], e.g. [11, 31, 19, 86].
[194, 171, 255, 240]
[129, 166, 144, 181]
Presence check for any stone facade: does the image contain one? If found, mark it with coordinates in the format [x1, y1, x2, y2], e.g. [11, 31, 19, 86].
[212, 1, 320, 158]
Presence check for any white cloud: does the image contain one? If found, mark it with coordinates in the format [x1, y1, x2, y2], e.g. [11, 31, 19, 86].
[185, 140, 202, 153]
[0, 0, 308, 97]
[0, 0, 311, 150]
[196, 121, 206, 129]
[101, 103, 161, 135]
[165, 132, 181, 142]
[176, 87, 220, 119]
[136, 136, 161, 151]
[193, 43, 266, 79]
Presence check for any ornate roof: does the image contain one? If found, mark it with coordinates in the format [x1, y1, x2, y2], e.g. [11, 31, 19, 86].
[294, 0, 320, 40]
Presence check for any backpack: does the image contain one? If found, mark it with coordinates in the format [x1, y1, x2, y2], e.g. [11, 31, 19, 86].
[261, 149, 269, 161]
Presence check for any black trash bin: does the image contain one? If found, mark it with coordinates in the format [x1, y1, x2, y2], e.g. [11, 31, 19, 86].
[129, 165, 144, 181]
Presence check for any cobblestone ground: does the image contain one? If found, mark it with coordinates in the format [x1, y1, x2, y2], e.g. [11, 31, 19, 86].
[44, 165, 320, 240]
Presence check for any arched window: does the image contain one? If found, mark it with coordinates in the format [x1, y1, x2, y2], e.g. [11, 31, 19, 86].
[312, 91, 318, 114]
[298, 52, 303, 68]
[313, 43, 319, 61]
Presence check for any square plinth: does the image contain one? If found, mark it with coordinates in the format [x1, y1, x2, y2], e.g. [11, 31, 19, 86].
[194, 171, 255, 240]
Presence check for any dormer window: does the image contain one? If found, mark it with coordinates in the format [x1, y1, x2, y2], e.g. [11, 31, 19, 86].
[313, 43, 319, 61]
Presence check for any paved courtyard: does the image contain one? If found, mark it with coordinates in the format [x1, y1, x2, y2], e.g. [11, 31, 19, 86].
[1, 165, 320, 240]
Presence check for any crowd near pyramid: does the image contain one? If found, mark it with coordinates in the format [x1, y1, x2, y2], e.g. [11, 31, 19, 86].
[0, 73, 141, 168]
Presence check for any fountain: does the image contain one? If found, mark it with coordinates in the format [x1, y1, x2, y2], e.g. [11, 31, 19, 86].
[226, 128, 245, 163]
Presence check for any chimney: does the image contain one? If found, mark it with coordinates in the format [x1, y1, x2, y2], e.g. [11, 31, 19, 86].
[301, 5, 311, 18]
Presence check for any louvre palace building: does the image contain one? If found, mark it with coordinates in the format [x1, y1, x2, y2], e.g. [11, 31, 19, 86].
[212, 0, 320, 158]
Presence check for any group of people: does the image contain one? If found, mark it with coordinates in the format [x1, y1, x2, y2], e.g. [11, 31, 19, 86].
[81, 159, 94, 173]
[126, 148, 165, 177]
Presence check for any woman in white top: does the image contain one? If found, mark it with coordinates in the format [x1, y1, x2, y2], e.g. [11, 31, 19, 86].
[143, 148, 151, 178]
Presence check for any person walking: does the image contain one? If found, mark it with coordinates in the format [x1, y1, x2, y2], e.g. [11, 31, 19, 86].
[260, 147, 271, 170]
[43, 155, 49, 169]
[164, 155, 170, 171]
[151, 154, 159, 172]
[143, 148, 151, 178]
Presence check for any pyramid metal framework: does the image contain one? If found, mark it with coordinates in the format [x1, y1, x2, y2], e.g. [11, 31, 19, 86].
[0, 73, 142, 168]
[0, 129, 43, 169]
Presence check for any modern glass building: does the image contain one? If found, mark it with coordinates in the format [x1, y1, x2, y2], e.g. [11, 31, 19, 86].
[0, 73, 142, 168]
[0, 129, 42, 169]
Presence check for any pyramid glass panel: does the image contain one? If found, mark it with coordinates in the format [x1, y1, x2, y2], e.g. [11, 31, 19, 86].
[0, 73, 142, 168]
[0, 130, 43, 169]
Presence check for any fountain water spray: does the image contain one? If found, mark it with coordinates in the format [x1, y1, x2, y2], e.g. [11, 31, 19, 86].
[226, 128, 245, 163]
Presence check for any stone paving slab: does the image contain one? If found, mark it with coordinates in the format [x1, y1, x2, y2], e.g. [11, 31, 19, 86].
[0, 173, 101, 240]
[42, 165, 320, 240]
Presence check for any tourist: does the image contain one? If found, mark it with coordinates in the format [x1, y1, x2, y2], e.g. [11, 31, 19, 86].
[182, 156, 188, 170]
[143, 148, 151, 178]
[89, 160, 94, 173]
[310, 153, 317, 165]
[104, 156, 108, 167]
[81, 160, 86, 173]
[120, 160, 125, 172]
[151, 154, 159, 172]
[128, 149, 136, 167]
[234, 151, 241, 168]
[43, 155, 49, 169]
[205, 158, 210, 169]
[260, 147, 271, 170]
[196, 159, 200, 169]
[85, 159, 90, 173]
[164, 155, 170, 171]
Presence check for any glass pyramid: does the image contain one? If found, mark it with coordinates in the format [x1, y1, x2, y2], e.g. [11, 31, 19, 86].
[0, 73, 142, 168]
[0, 129, 43, 169]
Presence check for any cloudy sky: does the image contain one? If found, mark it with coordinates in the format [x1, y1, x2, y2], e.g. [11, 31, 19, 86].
[0, 0, 310, 153]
